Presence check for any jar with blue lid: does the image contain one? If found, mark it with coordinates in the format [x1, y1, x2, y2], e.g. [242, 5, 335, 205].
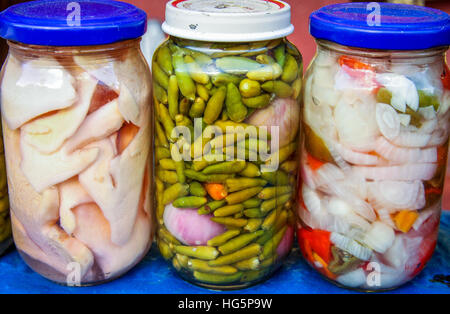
[0, 0, 153, 285]
[298, 3, 450, 291]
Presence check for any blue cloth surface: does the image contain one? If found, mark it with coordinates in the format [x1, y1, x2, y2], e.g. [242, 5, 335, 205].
[1, 213, 449, 294]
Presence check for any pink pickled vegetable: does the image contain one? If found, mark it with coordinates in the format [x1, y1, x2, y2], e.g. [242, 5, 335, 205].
[163, 203, 226, 246]
[246, 97, 300, 147]
[277, 226, 294, 259]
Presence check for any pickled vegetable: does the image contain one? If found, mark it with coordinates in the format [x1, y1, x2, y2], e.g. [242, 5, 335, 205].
[154, 37, 301, 288]
[299, 43, 449, 291]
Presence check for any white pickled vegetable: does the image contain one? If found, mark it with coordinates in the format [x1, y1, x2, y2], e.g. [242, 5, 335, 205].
[333, 142, 379, 166]
[375, 136, 437, 164]
[384, 235, 422, 269]
[398, 114, 411, 127]
[363, 222, 395, 254]
[302, 184, 322, 214]
[330, 232, 373, 261]
[368, 180, 425, 211]
[376, 103, 400, 140]
[354, 163, 437, 181]
[334, 96, 380, 151]
[390, 131, 432, 148]
[326, 197, 371, 231]
[418, 106, 437, 121]
[337, 268, 367, 288]
[376, 73, 419, 112]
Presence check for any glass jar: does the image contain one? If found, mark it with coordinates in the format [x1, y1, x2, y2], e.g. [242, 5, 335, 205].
[154, 0, 301, 289]
[0, 0, 152, 285]
[0, 122, 12, 256]
[299, 3, 450, 291]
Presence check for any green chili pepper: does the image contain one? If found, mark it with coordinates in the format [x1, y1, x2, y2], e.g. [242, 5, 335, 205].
[239, 163, 262, 178]
[258, 186, 292, 200]
[218, 231, 265, 255]
[244, 218, 264, 233]
[242, 197, 262, 209]
[204, 85, 227, 124]
[173, 53, 196, 101]
[193, 271, 243, 284]
[159, 158, 176, 171]
[225, 178, 268, 193]
[157, 45, 174, 76]
[259, 226, 287, 260]
[174, 245, 219, 260]
[209, 243, 262, 266]
[156, 146, 171, 161]
[202, 160, 247, 175]
[247, 63, 283, 81]
[155, 121, 169, 148]
[154, 82, 168, 104]
[260, 194, 292, 214]
[212, 73, 242, 87]
[207, 229, 241, 247]
[256, 54, 276, 65]
[153, 61, 170, 90]
[261, 171, 290, 186]
[281, 54, 299, 83]
[196, 83, 210, 102]
[226, 83, 248, 123]
[168, 75, 179, 119]
[261, 80, 293, 98]
[198, 199, 227, 215]
[158, 239, 174, 260]
[274, 44, 286, 67]
[242, 94, 272, 109]
[216, 56, 263, 75]
[225, 186, 264, 205]
[173, 196, 207, 208]
[157, 102, 175, 142]
[210, 217, 248, 228]
[189, 97, 206, 118]
[189, 181, 207, 197]
[188, 259, 238, 275]
[184, 55, 210, 85]
[239, 79, 261, 98]
[214, 204, 244, 217]
[157, 168, 178, 184]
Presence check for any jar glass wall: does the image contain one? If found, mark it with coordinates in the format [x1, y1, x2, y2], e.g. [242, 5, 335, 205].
[0, 123, 11, 256]
[1, 39, 153, 285]
[298, 39, 449, 291]
[153, 36, 302, 289]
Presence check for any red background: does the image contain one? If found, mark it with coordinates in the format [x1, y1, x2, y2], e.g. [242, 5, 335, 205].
[124, 0, 450, 210]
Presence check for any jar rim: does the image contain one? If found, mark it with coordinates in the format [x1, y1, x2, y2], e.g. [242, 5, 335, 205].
[316, 39, 449, 60]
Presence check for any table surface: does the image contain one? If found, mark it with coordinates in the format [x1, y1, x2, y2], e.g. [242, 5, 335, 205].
[1, 213, 449, 294]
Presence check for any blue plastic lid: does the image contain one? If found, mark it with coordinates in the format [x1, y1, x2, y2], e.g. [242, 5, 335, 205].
[0, 0, 147, 46]
[310, 2, 450, 50]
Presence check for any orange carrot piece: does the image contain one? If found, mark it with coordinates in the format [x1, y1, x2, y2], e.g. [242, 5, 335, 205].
[339, 55, 373, 71]
[307, 153, 325, 171]
[204, 183, 228, 201]
[393, 210, 419, 233]
[313, 252, 337, 280]
[117, 122, 140, 154]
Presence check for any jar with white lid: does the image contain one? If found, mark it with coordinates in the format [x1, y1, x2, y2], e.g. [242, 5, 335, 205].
[153, 0, 302, 289]
[299, 3, 450, 291]
[0, 0, 153, 285]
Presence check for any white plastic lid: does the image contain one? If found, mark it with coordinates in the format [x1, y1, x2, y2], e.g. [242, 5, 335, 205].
[162, 0, 294, 42]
